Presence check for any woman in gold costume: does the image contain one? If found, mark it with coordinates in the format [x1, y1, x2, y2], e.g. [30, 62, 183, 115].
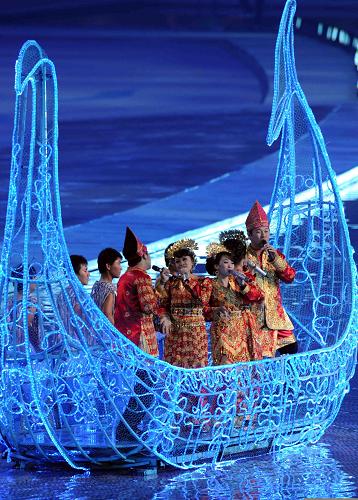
[159, 239, 212, 368]
[206, 237, 264, 365]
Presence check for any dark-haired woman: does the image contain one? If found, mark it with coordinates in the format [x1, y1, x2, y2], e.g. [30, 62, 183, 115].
[219, 230, 277, 358]
[206, 244, 264, 365]
[159, 239, 212, 368]
[91, 247, 122, 325]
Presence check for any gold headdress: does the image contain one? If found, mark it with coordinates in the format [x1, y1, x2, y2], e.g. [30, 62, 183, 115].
[219, 229, 247, 245]
[166, 238, 198, 259]
[205, 242, 228, 259]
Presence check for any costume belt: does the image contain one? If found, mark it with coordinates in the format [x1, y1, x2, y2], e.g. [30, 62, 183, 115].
[173, 319, 205, 330]
[170, 307, 203, 317]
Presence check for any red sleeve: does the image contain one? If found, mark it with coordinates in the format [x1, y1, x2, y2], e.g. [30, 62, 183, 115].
[231, 272, 264, 302]
[240, 271, 265, 302]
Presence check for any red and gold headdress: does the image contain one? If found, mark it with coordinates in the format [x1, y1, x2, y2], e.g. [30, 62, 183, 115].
[245, 201, 269, 231]
[206, 242, 228, 259]
[166, 238, 198, 260]
[123, 226, 148, 261]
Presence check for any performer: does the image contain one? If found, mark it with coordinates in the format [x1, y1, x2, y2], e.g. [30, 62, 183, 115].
[114, 226, 164, 357]
[205, 241, 264, 365]
[91, 247, 122, 325]
[57, 254, 92, 346]
[244, 201, 297, 355]
[219, 229, 277, 357]
[154, 242, 177, 296]
[9, 264, 40, 353]
[159, 239, 212, 368]
[114, 227, 169, 441]
[70, 254, 90, 286]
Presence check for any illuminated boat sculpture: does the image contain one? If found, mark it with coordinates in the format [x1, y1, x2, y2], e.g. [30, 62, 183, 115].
[0, 0, 356, 470]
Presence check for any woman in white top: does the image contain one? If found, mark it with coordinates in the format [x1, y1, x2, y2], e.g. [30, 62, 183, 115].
[91, 248, 122, 324]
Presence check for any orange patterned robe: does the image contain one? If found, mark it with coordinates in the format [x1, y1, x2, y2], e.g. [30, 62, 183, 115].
[247, 245, 296, 352]
[159, 276, 212, 368]
[208, 274, 267, 365]
[114, 267, 159, 356]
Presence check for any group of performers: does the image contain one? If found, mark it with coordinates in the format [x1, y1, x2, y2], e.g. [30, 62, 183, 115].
[77, 200, 298, 367]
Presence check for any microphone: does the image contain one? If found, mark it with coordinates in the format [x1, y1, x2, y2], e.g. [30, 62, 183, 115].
[230, 270, 250, 286]
[152, 265, 176, 280]
[246, 260, 267, 278]
[262, 240, 276, 262]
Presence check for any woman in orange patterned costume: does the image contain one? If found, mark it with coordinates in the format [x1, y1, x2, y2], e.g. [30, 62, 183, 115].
[159, 239, 212, 368]
[219, 229, 277, 358]
[205, 239, 264, 365]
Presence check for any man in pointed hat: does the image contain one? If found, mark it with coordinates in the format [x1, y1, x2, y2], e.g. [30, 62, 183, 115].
[245, 201, 298, 355]
[114, 226, 159, 356]
[114, 227, 168, 441]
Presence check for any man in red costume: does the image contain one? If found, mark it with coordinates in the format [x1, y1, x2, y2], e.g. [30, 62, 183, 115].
[115, 227, 170, 441]
[114, 226, 159, 356]
[245, 201, 298, 355]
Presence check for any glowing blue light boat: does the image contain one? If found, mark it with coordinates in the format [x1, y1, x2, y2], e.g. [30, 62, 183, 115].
[0, 0, 356, 470]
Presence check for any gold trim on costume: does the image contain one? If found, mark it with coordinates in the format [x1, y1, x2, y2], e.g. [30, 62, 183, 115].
[247, 245, 294, 331]
[276, 333, 296, 349]
[272, 254, 287, 272]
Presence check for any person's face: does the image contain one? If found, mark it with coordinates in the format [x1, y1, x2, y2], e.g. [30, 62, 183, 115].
[143, 252, 151, 270]
[77, 263, 90, 285]
[174, 255, 193, 275]
[216, 255, 234, 277]
[107, 257, 122, 278]
[174, 255, 194, 274]
[249, 226, 270, 249]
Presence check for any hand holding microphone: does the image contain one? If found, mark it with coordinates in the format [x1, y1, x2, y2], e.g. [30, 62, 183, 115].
[262, 240, 277, 262]
[152, 265, 171, 284]
[230, 269, 250, 287]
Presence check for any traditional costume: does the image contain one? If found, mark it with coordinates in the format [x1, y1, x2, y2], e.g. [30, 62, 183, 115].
[206, 242, 264, 364]
[114, 227, 159, 356]
[245, 201, 296, 353]
[158, 239, 212, 368]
